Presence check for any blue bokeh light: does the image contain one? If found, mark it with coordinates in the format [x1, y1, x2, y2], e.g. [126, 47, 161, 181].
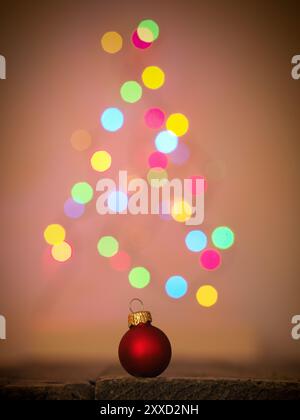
[165, 275, 188, 299]
[108, 191, 128, 213]
[101, 107, 124, 132]
[155, 130, 178, 154]
[185, 230, 207, 252]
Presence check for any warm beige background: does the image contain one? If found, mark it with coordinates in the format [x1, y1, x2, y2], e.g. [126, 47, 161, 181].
[0, 0, 299, 373]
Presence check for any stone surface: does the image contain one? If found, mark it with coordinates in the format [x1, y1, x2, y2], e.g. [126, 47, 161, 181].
[0, 380, 94, 400]
[0, 362, 299, 400]
[95, 377, 300, 401]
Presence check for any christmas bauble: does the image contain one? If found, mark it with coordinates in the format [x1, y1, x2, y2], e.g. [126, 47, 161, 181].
[118, 301, 172, 377]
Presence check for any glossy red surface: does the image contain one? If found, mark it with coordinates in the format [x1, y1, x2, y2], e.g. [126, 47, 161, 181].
[118, 322, 172, 377]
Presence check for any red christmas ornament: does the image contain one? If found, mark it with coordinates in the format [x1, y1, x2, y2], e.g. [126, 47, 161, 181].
[118, 299, 172, 377]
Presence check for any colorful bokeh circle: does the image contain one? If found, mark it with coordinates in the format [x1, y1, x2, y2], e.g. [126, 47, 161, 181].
[120, 81, 142, 103]
[137, 19, 159, 42]
[148, 151, 168, 169]
[165, 275, 188, 299]
[196, 285, 218, 308]
[101, 108, 124, 132]
[155, 130, 178, 154]
[166, 113, 189, 137]
[200, 249, 222, 271]
[71, 182, 94, 204]
[131, 30, 152, 50]
[171, 200, 193, 223]
[185, 230, 207, 252]
[64, 198, 85, 219]
[144, 108, 165, 129]
[70, 129, 92, 151]
[51, 241, 72, 262]
[108, 191, 128, 213]
[109, 251, 131, 272]
[212, 226, 235, 250]
[129, 267, 151, 289]
[169, 142, 190, 165]
[147, 168, 168, 187]
[90, 150, 112, 172]
[101, 31, 123, 54]
[44, 224, 66, 245]
[97, 236, 119, 258]
[142, 66, 165, 90]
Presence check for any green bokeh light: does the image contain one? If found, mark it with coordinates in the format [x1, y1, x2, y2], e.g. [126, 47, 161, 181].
[138, 19, 160, 42]
[212, 226, 235, 250]
[120, 81, 142, 103]
[71, 182, 94, 204]
[129, 267, 151, 289]
[97, 236, 119, 258]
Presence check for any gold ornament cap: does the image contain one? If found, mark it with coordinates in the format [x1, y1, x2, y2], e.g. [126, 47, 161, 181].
[128, 299, 152, 327]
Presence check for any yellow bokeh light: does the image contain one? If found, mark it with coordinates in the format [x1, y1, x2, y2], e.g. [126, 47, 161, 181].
[51, 241, 72, 262]
[171, 200, 192, 223]
[90, 150, 112, 172]
[166, 113, 189, 137]
[142, 66, 165, 90]
[101, 31, 123, 54]
[70, 129, 92, 151]
[147, 168, 168, 187]
[44, 224, 66, 245]
[196, 285, 218, 308]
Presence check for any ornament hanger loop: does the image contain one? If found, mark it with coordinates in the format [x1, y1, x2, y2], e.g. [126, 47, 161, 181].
[129, 298, 144, 313]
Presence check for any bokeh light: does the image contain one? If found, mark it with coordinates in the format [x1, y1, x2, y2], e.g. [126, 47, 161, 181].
[120, 81, 142, 103]
[101, 31, 123, 54]
[108, 191, 128, 213]
[109, 251, 131, 272]
[70, 129, 92, 151]
[166, 113, 189, 137]
[171, 200, 193, 223]
[144, 108, 165, 129]
[147, 168, 168, 187]
[155, 130, 178, 154]
[129, 267, 150, 289]
[142, 66, 165, 90]
[165, 275, 188, 299]
[200, 249, 222, 270]
[169, 142, 190, 165]
[44, 224, 66, 245]
[189, 175, 208, 195]
[148, 151, 168, 169]
[137, 19, 160, 42]
[64, 198, 85, 219]
[196, 285, 218, 308]
[71, 182, 94, 204]
[101, 107, 124, 132]
[51, 241, 72, 262]
[131, 30, 152, 50]
[212, 226, 235, 250]
[97, 236, 119, 258]
[90, 150, 112, 172]
[185, 230, 207, 252]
